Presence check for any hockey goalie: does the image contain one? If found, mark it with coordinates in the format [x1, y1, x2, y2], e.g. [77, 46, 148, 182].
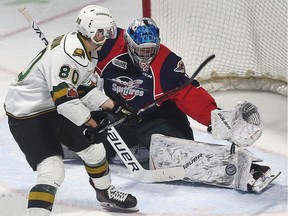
[149, 101, 281, 193]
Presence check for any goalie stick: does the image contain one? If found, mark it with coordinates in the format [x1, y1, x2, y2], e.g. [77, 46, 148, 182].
[138, 54, 215, 114]
[18, 5, 185, 182]
[107, 126, 185, 182]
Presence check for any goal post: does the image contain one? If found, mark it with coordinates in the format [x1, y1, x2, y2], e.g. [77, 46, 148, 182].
[142, 0, 287, 96]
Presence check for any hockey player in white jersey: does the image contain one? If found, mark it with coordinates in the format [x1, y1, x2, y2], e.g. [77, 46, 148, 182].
[4, 5, 138, 215]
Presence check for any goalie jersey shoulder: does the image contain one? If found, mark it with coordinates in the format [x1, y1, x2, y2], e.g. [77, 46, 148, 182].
[52, 32, 90, 67]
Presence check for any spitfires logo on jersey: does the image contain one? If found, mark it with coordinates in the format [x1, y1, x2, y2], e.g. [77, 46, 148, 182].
[174, 60, 185, 74]
[109, 76, 146, 100]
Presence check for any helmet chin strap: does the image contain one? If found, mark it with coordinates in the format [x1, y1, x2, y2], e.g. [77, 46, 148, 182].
[91, 37, 107, 51]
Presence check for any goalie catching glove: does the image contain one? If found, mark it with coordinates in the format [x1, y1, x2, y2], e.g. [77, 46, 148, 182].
[109, 93, 140, 126]
[84, 111, 109, 144]
[211, 101, 262, 147]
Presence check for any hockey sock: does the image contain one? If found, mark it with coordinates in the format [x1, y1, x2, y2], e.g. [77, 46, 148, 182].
[84, 159, 112, 190]
[27, 184, 57, 213]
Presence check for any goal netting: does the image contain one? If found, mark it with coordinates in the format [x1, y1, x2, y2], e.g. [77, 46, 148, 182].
[142, 0, 287, 96]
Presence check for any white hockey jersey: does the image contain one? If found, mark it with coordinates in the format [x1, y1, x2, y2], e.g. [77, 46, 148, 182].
[5, 32, 108, 126]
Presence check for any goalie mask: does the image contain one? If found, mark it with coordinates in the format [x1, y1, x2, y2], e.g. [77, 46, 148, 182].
[124, 17, 160, 72]
[76, 5, 117, 48]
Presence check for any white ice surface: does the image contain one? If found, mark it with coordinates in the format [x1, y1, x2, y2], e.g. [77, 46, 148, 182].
[0, 1, 287, 215]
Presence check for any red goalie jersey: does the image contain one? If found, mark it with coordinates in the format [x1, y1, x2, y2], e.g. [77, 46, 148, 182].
[96, 28, 217, 126]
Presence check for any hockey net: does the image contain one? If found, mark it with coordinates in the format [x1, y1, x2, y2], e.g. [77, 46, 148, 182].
[142, 0, 287, 96]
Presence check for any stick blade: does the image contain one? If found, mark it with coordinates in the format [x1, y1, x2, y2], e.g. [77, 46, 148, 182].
[135, 166, 185, 183]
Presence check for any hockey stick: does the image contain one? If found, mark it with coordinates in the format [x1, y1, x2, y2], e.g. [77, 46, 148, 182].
[104, 54, 215, 130]
[18, 5, 185, 182]
[18, 5, 49, 46]
[107, 127, 185, 182]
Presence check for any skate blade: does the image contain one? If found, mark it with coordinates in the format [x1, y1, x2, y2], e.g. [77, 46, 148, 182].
[253, 171, 281, 193]
[100, 202, 139, 212]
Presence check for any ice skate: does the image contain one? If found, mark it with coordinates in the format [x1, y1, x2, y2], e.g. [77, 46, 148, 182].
[90, 178, 138, 212]
[247, 163, 281, 193]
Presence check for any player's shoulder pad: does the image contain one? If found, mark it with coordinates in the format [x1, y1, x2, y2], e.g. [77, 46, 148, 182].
[63, 32, 89, 67]
[159, 44, 185, 75]
[159, 44, 172, 55]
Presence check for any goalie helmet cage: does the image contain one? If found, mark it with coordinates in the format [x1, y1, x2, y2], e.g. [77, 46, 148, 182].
[142, 0, 287, 96]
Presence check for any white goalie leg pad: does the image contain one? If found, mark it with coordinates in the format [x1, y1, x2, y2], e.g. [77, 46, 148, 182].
[36, 155, 65, 188]
[211, 101, 262, 147]
[150, 134, 253, 191]
[77, 143, 111, 190]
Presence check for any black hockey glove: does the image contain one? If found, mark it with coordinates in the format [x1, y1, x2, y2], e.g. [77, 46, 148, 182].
[109, 93, 140, 126]
[84, 111, 109, 144]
